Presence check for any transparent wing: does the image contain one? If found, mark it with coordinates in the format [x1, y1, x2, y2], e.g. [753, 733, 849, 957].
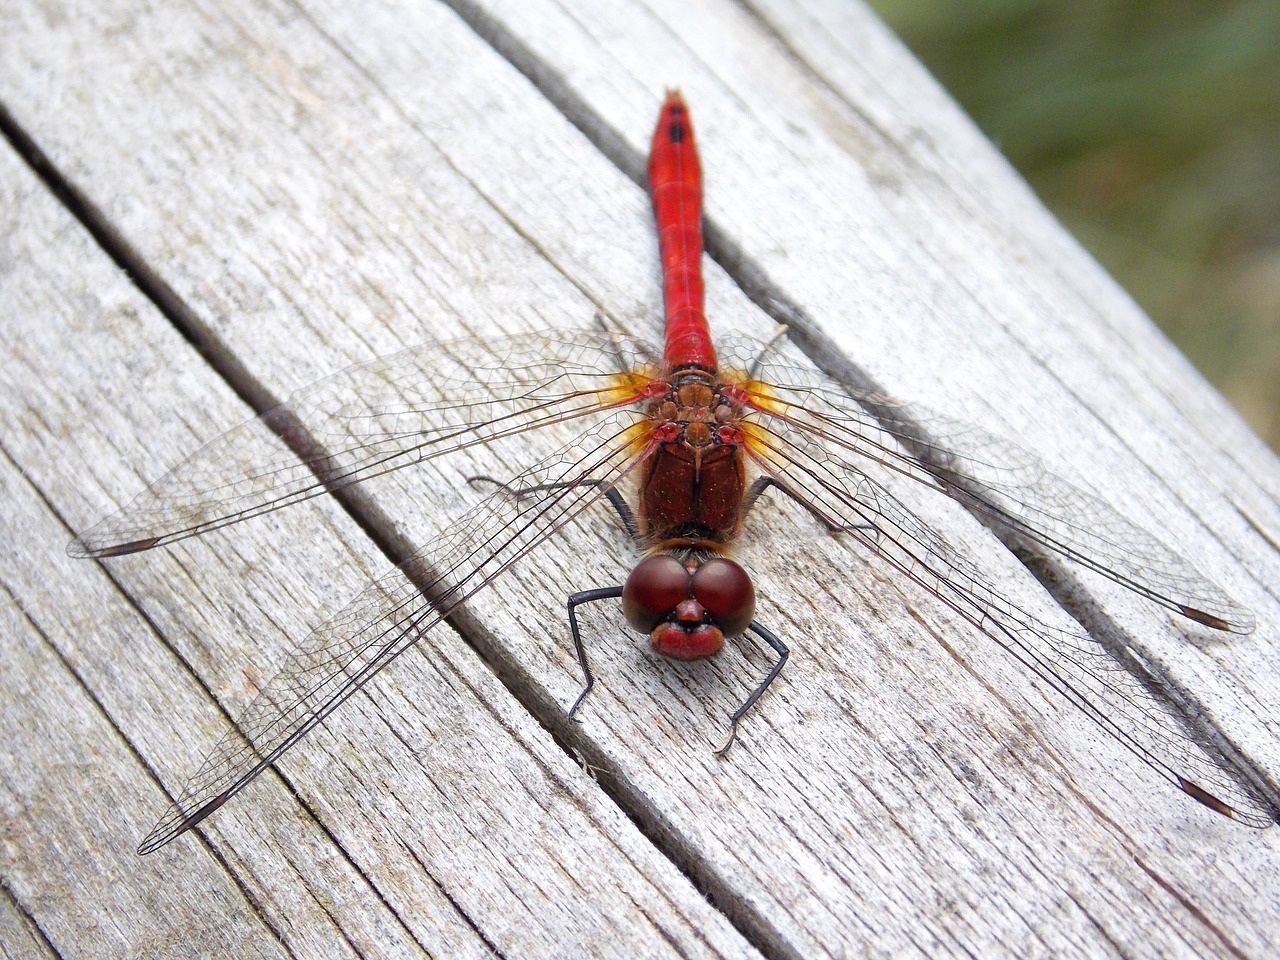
[139, 412, 651, 854]
[72, 330, 658, 557]
[736, 365, 1273, 827]
[723, 333, 1254, 635]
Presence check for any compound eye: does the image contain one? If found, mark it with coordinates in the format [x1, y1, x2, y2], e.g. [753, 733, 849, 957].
[691, 557, 755, 637]
[622, 555, 690, 632]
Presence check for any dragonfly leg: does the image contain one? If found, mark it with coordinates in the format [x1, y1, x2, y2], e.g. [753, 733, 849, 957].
[745, 323, 790, 380]
[714, 620, 790, 757]
[742, 476, 871, 535]
[740, 476, 784, 523]
[468, 475, 641, 543]
[592, 312, 661, 372]
[566, 586, 624, 719]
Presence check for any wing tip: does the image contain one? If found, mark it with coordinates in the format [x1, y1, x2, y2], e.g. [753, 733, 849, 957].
[1177, 603, 1255, 636]
[137, 817, 187, 856]
[69, 535, 161, 559]
[1177, 776, 1276, 829]
[137, 793, 233, 855]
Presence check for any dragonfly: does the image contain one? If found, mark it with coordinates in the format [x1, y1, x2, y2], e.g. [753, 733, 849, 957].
[72, 91, 1274, 854]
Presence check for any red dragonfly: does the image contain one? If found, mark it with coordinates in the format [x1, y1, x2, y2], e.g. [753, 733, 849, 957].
[73, 92, 1273, 854]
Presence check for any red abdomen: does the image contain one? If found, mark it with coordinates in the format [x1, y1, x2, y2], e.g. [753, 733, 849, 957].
[649, 91, 716, 372]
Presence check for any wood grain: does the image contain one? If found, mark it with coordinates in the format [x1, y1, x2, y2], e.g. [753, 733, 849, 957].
[2, 0, 1278, 957]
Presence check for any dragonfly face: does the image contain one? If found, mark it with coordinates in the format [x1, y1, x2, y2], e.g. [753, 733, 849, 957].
[622, 553, 756, 661]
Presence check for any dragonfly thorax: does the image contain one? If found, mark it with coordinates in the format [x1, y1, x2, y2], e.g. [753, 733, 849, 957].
[638, 370, 750, 544]
[643, 370, 745, 443]
[621, 553, 756, 661]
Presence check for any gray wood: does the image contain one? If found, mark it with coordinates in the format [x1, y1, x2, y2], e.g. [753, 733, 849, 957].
[0, 885, 57, 960]
[2, 0, 1278, 957]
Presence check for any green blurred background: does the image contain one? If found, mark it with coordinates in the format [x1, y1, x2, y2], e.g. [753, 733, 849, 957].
[867, 0, 1280, 452]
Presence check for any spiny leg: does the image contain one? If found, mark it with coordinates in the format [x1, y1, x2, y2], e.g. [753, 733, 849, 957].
[470, 473, 641, 721]
[566, 586, 624, 718]
[714, 620, 790, 757]
[745, 324, 790, 380]
[742, 475, 873, 536]
[592, 312, 661, 374]
[467, 474, 642, 543]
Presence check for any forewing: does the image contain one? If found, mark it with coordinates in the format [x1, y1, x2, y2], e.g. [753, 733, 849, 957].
[724, 333, 1253, 634]
[72, 330, 656, 557]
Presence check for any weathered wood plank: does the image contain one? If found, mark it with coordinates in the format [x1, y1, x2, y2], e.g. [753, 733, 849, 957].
[2, 0, 1278, 957]
[0, 104, 761, 960]
[1, 147, 418, 959]
[0, 875, 58, 960]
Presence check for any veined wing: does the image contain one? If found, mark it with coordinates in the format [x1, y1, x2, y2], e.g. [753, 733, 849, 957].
[740, 395, 1275, 827]
[724, 333, 1254, 635]
[71, 330, 658, 558]
[139, 412, 651, 854]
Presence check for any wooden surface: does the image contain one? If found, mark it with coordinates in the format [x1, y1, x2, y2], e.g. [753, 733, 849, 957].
[2, 0, 1279, 957]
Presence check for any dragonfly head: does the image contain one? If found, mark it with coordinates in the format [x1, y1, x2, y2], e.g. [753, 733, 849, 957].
[622, 553, 755, 661]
